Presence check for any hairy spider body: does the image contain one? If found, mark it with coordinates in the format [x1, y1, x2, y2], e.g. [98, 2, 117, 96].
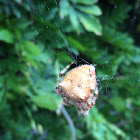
[56, 61, 99, 116]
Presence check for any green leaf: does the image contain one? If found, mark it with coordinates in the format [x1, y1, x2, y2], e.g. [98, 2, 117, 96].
[112, 55, 125, 75]
[132, 98, 140, 106]
[76, 128, 84, 139]
[32, 94, 57, 111]
[77, 5, 102, 16]
[84, 108, 127, 139]
[23, 30, 38, 41]
[107, 4, 131, 27]
[20, 41, 40, 56]
[57, 51, 73, 63]
[67, 36, 85, 51]
[107, 122, 127, 138]
[0, 29, 14, 44]
[103, 26, 134, 49]
[71, 0, 98, 5]
[78, 13, 102, 35]
[110, 97, 125, 111]
[35, 53, 48, 63]
[59, 0, 70, 18]
[15, 20, 31, 30]
[69, 7, 81, 31]
[12, 6, 21, 18]
[131, 55, 140, 63]
[35, 80, 56, 94]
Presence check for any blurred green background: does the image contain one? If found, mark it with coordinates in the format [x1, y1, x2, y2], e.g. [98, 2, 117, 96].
[0, 0, 140, 140]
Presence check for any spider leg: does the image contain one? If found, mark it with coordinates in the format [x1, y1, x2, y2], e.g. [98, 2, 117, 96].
[89, 67, 99, 106]
[55, 61, 75, 94]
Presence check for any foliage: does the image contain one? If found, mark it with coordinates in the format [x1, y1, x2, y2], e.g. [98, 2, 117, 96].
[0, 0, 140, 140]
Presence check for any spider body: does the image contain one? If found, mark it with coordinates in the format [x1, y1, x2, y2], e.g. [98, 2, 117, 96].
[56, 61, 98, 116]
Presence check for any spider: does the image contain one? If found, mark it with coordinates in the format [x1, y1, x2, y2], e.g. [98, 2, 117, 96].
[55, 61, 99, 116]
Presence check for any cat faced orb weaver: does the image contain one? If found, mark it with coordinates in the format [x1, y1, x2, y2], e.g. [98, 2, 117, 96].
[55, 61, 99, 116]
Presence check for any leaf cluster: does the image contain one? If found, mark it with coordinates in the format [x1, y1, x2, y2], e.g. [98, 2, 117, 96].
[0, 0, 140, 140]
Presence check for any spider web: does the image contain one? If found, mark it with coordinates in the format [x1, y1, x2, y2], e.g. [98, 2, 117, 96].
[26, 0, 118, 95]
[27, 0, 139, 97]
[28, 0, 92, 65]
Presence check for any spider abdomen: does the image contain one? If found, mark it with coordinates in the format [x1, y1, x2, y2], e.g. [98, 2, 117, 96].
[60, 65, 96, 101]
[56, 62, 98, 116]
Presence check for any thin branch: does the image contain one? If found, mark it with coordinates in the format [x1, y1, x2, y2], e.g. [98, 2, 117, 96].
[61, 105, 76, 140]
